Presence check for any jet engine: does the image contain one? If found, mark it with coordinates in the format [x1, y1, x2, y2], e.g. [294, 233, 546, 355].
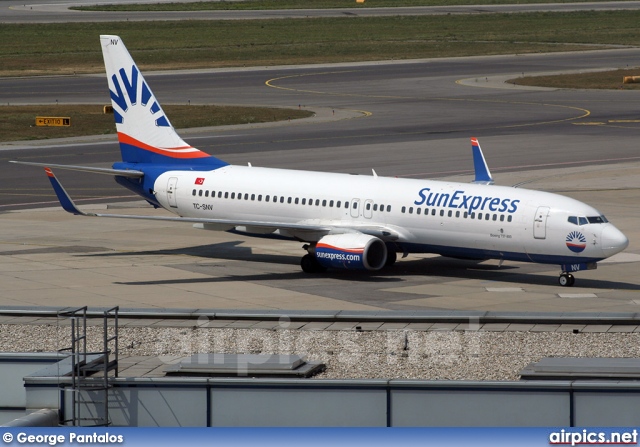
[310, 233, 388, 271]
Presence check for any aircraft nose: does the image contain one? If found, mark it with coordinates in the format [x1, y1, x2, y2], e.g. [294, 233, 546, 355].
[601, 225, 629, 258]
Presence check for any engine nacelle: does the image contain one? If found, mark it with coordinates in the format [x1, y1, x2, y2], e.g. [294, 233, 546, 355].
[314, 233, 387, 271]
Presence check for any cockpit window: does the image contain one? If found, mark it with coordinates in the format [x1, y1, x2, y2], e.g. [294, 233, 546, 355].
[570, 215, 608, 225]
[587, 216, 607, 224]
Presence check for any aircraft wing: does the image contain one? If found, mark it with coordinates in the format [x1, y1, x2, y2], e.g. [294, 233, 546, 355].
[44, 167, 400, 241]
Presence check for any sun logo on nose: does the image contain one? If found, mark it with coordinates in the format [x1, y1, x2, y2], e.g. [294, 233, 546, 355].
[566, 231, 587, 253]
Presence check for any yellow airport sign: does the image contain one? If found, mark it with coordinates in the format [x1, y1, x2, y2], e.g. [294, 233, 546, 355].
[36, 116, 71, 127]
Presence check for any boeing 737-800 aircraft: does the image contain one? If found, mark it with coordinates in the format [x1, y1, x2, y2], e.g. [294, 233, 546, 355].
[13, 35, 629, 287]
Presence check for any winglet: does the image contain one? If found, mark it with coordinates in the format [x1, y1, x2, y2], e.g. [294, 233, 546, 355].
[44, 168, 91, 216]
[470, 137, 494, 185]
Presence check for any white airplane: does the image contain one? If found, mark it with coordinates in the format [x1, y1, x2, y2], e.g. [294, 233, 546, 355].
[12, 35, 629, 287]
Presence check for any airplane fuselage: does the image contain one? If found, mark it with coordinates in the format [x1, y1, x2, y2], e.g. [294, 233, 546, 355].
[152, 166, 626, 267]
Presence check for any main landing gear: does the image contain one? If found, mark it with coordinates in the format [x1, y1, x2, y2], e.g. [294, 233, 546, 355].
[558, 272, 575, 287]
[300, 253, 327, 274]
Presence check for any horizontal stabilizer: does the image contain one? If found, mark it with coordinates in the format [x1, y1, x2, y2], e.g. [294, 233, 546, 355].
[470, 137, 494, 185]
[11, 161, 144, 178]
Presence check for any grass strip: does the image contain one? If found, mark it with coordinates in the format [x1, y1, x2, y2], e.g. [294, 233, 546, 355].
[70, 0, 623, 11]
[0, 104, 313, 142]
[511, 68, 640, 89]
[2, 12, 640, 76]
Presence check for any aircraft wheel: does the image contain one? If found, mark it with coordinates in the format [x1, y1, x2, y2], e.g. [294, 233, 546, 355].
[558, 273, 574, 287]
[301, 254, 326, 273]
[385, 250, 397, 267]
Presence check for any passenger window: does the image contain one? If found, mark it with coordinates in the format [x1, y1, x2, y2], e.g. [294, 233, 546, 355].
[401, 206, 406, 213]
[337, 201, 341, 208]
[295, 198, 299, 205]
[192, 189, 196, 196]
[431, 209, 436, 216]
[416, 208, 421, 215]
[492, 214, 497, 221]
[212, 191, 215, 197]
[351, 202, 356, 209]
[579, 217, 588, 226]
[287, 197, 292, 204]
[456, 211, 460, 218]
[330, 200, 334, 207]
[198, 190, 203, 197]
[345, 202, 350, 209]
[322, 200, 327, 207]
[205, 191, 209, 197]
[225, 192, 229, 199]
[440, 210, 444, 217]
[500, 215, 505, 222]
[507, 215, 513, 222]
[387, 205, 391, 212]
[448, 210, 452, 217]
[251, 194, 255, 201]
[366, 203, 371, 211]
[244, 193, 249, 200]
[470, 213, 475, 219]
[302, 198, 306, 205]
[238, 193, 242, 200]
[373, 204, 378, 211]
[464, 212, 468, 218]
[258, 195, 262, 201]
[316, 199, 320, 206]
[218, 192, 222, 198]
[409, 207, 414, 214]
[486, 214, 491, 221]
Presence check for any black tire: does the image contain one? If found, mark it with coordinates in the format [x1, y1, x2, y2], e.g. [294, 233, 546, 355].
[300, 254, 326, 273]
[559, 274, 569, 287]
[385, 250, 397, 267]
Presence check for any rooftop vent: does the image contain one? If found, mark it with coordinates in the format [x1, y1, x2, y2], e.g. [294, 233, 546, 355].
[164, 353, 325, 378]
[521, 358, 640, 380]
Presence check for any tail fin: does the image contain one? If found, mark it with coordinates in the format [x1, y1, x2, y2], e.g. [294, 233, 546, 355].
[100, 35, 226, 168]
[470, 137, 494, 185]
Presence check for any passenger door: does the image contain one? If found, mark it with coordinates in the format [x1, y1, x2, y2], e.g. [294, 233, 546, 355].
[167, 177, 178, 208]
[533, 206, 550, 239]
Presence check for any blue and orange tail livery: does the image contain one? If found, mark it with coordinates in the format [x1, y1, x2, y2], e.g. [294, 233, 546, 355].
[470, 137, 494, 185]
[100, 35, 227, 168]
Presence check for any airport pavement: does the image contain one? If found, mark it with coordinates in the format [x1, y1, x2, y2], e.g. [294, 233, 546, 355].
[1, 161, 638, 314]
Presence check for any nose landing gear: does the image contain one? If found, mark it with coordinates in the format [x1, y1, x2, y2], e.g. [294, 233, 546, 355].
[558, 272, 575, 287]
